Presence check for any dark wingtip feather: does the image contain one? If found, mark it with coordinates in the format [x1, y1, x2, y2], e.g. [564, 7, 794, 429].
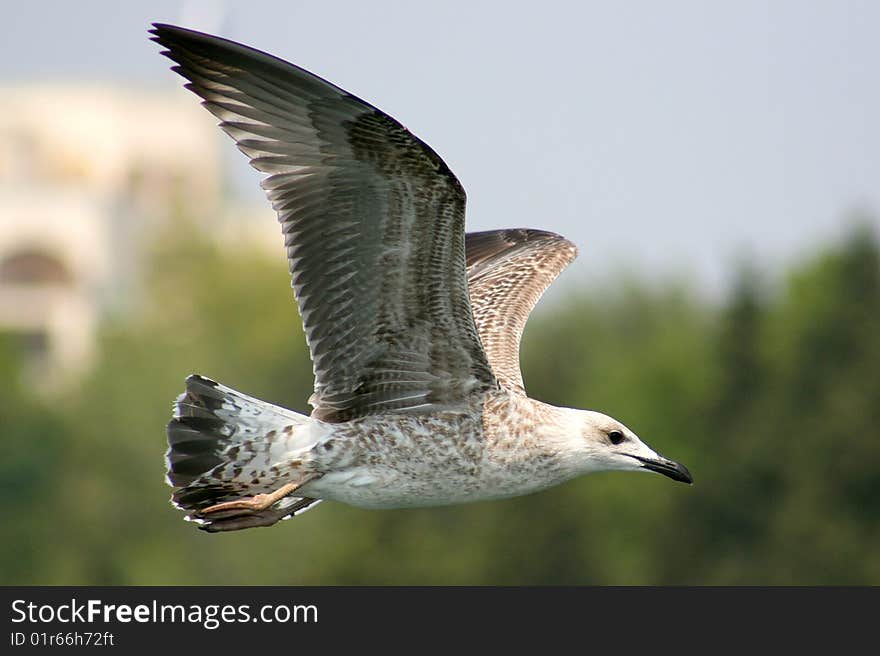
[149, 23, 199, 41]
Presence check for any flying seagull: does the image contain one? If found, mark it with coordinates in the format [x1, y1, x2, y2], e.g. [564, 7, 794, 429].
[152, 24, 692, 532]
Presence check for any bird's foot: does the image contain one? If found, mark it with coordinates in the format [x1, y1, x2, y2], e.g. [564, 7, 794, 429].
[189, 474, 322, 532]
[197, 482, 300, 516]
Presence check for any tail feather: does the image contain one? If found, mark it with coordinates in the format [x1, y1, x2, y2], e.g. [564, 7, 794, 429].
[165, 375, 320, 530]
[166, 416, 229, 487]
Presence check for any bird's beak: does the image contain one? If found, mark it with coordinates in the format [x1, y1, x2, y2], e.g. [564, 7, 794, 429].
[630, 454, 693, 484]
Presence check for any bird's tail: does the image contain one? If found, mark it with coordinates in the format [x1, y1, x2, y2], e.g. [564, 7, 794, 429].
[165, 375, 322, 531]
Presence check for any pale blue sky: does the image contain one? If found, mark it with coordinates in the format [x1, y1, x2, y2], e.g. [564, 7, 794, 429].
[4, 1, 879, 297]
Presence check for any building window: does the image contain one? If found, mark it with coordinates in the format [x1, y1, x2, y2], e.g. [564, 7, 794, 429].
[0, 250, 71, 285]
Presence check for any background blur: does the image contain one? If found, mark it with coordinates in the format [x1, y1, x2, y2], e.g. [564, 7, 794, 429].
[1, 1, 878, 584]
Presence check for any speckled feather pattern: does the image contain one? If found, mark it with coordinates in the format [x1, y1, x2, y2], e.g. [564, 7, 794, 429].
[172, 384, 581, 512]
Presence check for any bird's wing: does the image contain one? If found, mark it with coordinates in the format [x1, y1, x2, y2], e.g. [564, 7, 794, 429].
[152, 24, 497, 422]
[465, 229, 578, 393]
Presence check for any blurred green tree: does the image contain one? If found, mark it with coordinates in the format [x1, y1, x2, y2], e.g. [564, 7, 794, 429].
[2, 221, 878, 585]
[0, 336, 69, 584]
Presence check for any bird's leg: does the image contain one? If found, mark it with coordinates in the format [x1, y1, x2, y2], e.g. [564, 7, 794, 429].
[197, 482, 302, 516]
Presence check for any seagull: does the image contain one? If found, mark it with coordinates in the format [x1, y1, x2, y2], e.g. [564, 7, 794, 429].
[152, 24, 692, 532]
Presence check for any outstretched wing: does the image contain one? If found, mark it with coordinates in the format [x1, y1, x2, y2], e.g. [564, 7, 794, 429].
[465, 229, 577, 393]
[152, 24, 496, 422]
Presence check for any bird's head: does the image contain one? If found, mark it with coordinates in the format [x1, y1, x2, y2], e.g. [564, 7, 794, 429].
[556, 409, 693, 484]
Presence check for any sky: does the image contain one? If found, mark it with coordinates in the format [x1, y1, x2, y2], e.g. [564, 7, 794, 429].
[3, 0, 879, 298]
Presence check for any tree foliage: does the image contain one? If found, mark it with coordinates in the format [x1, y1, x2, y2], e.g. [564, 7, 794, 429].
[2, 223, 878, 584]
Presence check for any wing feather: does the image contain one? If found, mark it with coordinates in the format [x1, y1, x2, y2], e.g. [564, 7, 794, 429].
[465, 229, 577, 393]
[152, 24, 496, 422]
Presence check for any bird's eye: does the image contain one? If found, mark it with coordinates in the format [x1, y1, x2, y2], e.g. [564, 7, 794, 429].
[608, 430, 625, 445]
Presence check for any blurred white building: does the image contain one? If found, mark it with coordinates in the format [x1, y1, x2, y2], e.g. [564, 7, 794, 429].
[0, 83, 272, 388]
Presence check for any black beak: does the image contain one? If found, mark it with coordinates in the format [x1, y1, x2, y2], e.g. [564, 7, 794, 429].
[631, 454, 693, 485]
